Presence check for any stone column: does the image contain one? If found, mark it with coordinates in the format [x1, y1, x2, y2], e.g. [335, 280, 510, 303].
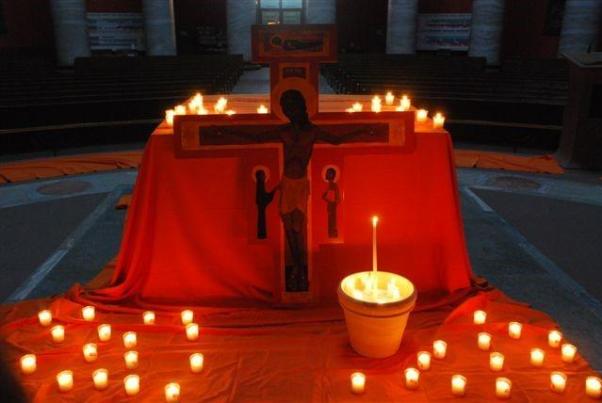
[559, 0, 602, 55]
[386, 0, 419, 54]
[306, 0, 336, 24]
[227, 0, 257, 61]
[49, 0, 90, 66]
[468, 0, 505, 65]
[142, 0, 176, 56]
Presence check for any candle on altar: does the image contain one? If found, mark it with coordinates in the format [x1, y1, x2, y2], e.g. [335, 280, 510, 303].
[416, 109, 428, 123]
[417, 351, 431, 370]
[165, 109, 175, 126]
[257, 104, 268, 114]
[396, 95, 411, 112]
[181, 310, 194, 325]
[548, 330, 563, 348]
[385, 91, 395, 105]
[143, 311, 156, 325]
[496, 377, 512, 399]
[473, 310, 487, 325]
[508, 322, 522, 339]
[123, 331, 137, 349]
[530, 348, 545, 367]
[124, 374, 140, 396]
[175, 105, 186, 115]
[124, 351, 139, 369]
[97, 324, 111, 341]
[20, 354, 36, 374]
[371, 96, 382, 113]
[433, 113, 445, 129]
[165, 383, 181, 402]
[451, 375, 467, 396]
[38, 310, 52, 326]
[586, 376, 602, 399]
[93, 369, 109, 390]
[214, 97, 228, 114]
[57, 370, 74, 392]
[186, 323, 199, 341]
[188, 93, 203, 113]
[350, 372, 366, 394]
[352, 102, 363, 112]
[190, 353, 204, 373]
[82, 306, 95, 321]
[490, 352, 504, 371]
[433, 340, 447, 359]
[83, 343, 98, 363]
[51, 325, 65, 343]
[371, 216, 379, 273]
[478, 332, 492, 350]
[404, 368, 420, 390]
[561, 343, 577, 363]
[226, 110, 236, 116]
[550, 371, 567, 393]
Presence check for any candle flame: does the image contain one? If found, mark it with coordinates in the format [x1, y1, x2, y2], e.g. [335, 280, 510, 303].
[372, 215, 379, 227]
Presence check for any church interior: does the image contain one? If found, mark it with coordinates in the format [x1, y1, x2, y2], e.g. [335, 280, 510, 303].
[1, 0, 602, 401]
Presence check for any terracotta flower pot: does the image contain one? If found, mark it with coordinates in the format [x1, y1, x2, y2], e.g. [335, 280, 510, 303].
[338, 271, 417, 358]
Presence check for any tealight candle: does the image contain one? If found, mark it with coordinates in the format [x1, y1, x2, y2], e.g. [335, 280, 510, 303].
[404, 367, 420, 390]
[93, 368, 108, 390]
[165, 382, 181, 402]
[473, 310, 487, 325]
[51, 325, 65, 343]
[396, 95, 411, 112]
[186, 323, 199, 341]
[417, 351, 431, 371]
[124, 351, 139, 369]
[385, 91, 395, 105]
[416, 109, 428, 123]
[451, 374, 467, 396]
[165, 109, 175, 126]
[433, 113, 445, 129]
[214, 97, 228, 114]
[490, 352, 505, 371]
[226, 110, 236, 116]
[97, 324, 111, 341]
[57, 370, 74, 392]
[257, 104, 268, 114]
[38, 310, 52, 326]
[586, 376, 602, 399]
[143, 311, 156, 325]
[548, 330, 563, 348]
[350, 372, 366, 394]
[124, 374, 140, 396]
[508, 322, 522, 339]
[20, 354, 36, 374]
[175, 105, 186, 115]
[530, 348, 545, 367]
[371, 96, 382, 113]
[495, 377, 512, 399]
[83, 343, 98, 363]
[82, 306, 95, 321]
[190, 353, 204, 373]
[352, 102, 363, 112]
[181, 310, 194, 325]
[561, 343, 577, 363]
[550, 371, 567, 393]
[478, 332, 492, 350]
[123, 331, 137, 349]
[433, 340, 447, 359]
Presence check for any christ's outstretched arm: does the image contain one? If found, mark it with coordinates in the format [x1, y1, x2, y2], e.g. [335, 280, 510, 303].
[314, 124, 383, 145]
[203, 125, 284, 144]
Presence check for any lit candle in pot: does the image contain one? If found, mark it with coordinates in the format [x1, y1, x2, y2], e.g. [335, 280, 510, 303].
[417, 351, 431, 371]
[83, 343, 98, 363]
[143, 311, 155, 325]
[82, 306, 95, 321]
[57, 370, 74, 392]
[371, 96, 382, 113]
[416, 109, 428, 123]
[432, 113, 445, 129]
[530, 348, 545, 367]
[20, 354, 36, 374]
[165, 109, 175, 126]
[433, 340, 447, 359]
[51, 325, 65, 343]
[561, 343, 577, 363]
[495, 377, 512, 399]
[352, 102, 363, 112]
[38, 310, 52, 326]
[490, 352, 505, 371]
[550, 371, 567, 393]
[404, 367, 420, 390]
[350, 372, 366, 394]
[181, 310, 194, 325]
[124, 351, 139, 369]
[257, 104, 268, 114]
[190, 353, 204, 373]
[97, 324, 111, 341]
[124, 374, 140, 396]
[186, 323, 199, 341]
[586, 376, 602, 399]
[165, 383, 181, 402]
[385, 91, 395, 105]
[174, 105, 186, 115]
[123, 331, 137, 349]
[548, 330, 563, 348]
[214, 97, 228, 114]
[451, 375, 467, 396]
[508, 322, 522, 339]
[478, 332, 492, 350]
[93, 368, 108, 390]
[473, 310, 487, 325]
[396, 95, 411, 112]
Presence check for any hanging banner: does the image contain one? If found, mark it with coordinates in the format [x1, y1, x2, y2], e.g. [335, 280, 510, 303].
[416, 13, 472, 51]
[87, 12, 145, 52]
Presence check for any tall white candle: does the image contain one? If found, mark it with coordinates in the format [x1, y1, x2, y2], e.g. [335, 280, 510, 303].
[496, 377, 512, 399]
[57, 370, 74, 392]
[38, 310, 52, 326]
[165, 383, 181, 402]
[93, 369, 108, 390]
[124, 374, 140, 396]
[97, 324, 111, 342]
[20, 354, 36, 374]
[350, 372, 366, 394]
[372, 216, 379, 272]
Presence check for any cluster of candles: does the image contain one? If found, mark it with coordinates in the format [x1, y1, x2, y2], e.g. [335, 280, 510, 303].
[21, 306, 208, 401]
[348, 309, 602, 398]
[164, 93, 238, 126]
